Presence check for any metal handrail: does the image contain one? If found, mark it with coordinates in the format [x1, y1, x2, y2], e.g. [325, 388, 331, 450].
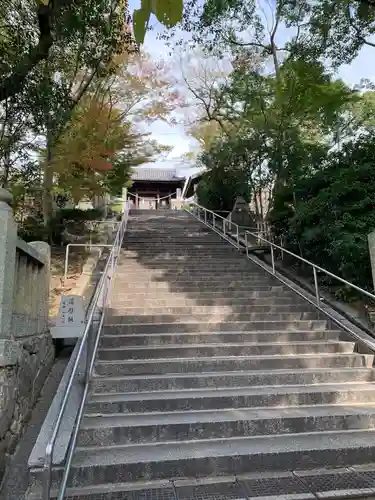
[245, 229, 375, 303]
[42, 202, 130, 500]
[187, 202, 241, 249]
[186, 201, 375, 354]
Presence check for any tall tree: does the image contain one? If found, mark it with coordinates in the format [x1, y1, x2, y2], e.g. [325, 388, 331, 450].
[0, 0, 184, 102]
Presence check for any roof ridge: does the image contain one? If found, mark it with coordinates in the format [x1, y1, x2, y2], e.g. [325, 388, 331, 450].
[131, 167, 185, 182]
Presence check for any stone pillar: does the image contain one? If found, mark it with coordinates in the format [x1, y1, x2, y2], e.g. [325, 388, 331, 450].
[0, 189, 20, 364]
[122, 187, 128, 213]
[29, 242, 51, 335]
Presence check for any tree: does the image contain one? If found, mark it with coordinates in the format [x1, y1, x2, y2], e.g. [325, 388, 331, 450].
[0, 0, 183, 102]
[50, 93, 172, 201]
[269, 133, 375, 293]
[284, 0, 375, 67]
[197, 162, 251, 213]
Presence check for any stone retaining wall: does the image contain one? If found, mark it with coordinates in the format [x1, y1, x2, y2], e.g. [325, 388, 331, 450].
[0, 188, 54, 482]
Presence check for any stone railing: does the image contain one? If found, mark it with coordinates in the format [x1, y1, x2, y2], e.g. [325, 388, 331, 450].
[0, 188, 54, 480]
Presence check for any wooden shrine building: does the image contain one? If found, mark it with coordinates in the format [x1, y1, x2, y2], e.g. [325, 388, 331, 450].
[127, 168, 186, 209]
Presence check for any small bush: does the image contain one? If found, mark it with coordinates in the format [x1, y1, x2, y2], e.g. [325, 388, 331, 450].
[58, 208, 103, 221]
[18, 208, 105, 245]
[110, 203, 123, 213]
[18, 215, 48, 242]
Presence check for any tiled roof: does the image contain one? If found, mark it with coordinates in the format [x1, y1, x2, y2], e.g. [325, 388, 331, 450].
[131, 168, 185, 182]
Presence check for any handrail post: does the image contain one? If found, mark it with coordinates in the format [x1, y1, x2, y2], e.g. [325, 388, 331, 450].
[223, 217, 226, 236]
[204, 209, 207, 225]
[245, 232, 249, 258]
[313, 266, 320, 306]
[43, 453, 52, 500]
[85, 322, 94, 384]
[270, 244, 275, 274]
[64, 244, 70, 283]
[213, 214, 216, 229]
[236, 225, 239, 249]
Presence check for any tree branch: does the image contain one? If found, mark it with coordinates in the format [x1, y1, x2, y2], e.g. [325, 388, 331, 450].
[0, 0, 82, 102]
[222, 34, 270, 52]
[347, 6, 375, 47]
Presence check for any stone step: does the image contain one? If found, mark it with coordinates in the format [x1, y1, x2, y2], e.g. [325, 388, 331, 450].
[27, 466, 375, 500]
[114, 273, 273, 280]
[119, 256, 246, 263]
[28, 209, 375, 500]
[112, 297, 312, 307]
[109, 290, 302, 300]
[109, 305, 316, 315]
[116, 280, 280, 290]
[116, 280, 282, 290]
[31, 429, 375, 487]
[124, 241, 227, 246]
[90, 368, 375, 394]
[111, 283, 284, 291]
[105, 313, 320, 324]
[97, 341, 355, 361]
[78, 405, 375, 447]
[99, 329, 342, 348]
[121, 251, 241, 257]
[103, 320, 328, 334]
[123, 237, 228, 241]
[94, 353, 373, 377]
[116, 264, 257, 271]
[125, 233, 224, 236]
[122, 244, 237, 248]
[87, 382, 375, 414]
[111, 287, 289, 297]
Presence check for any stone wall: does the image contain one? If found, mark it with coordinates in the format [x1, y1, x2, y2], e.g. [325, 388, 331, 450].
[0, 189, 54, 482]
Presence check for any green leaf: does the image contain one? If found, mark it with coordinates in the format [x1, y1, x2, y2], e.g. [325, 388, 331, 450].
[357, 1, 370, 20]
[133, 8, 150, 45]
[152, 0, 183, 27]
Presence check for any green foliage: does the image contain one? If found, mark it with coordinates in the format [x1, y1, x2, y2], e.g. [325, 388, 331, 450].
[57, 207, 104, 221]
[18, 207, 104, 244]
[109, 203, 123, 214]
[293, 0, 375, 67]
[18, 215, 48, 243]
[133, 0, 183, 44]
[174, 0, 375, 298]
[270, 133, 375, 292]
[196, 158, 251, 212]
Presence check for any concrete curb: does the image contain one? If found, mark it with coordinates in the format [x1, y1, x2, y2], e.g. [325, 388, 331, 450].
[28, 221, 117, 473]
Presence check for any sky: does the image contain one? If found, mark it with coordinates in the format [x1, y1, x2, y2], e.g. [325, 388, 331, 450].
[128, 0, 375, 176]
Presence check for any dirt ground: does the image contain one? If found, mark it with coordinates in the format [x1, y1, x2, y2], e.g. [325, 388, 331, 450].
[49, 246, 90, 318]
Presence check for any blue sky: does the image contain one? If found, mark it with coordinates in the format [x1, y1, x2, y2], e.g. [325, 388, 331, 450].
[128, 0, 375, 174]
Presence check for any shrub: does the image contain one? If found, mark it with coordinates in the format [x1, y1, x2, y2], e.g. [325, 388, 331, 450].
[58, 208, 104, 221]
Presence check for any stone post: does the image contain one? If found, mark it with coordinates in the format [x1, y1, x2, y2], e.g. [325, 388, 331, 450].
[0, 189, 20, 365]
[122, 187, 128, 212]
[28, 241, 51, 335]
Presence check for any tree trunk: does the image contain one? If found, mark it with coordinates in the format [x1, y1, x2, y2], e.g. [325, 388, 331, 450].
[43, 133, 54, 228]
[1, 154, 11, 188]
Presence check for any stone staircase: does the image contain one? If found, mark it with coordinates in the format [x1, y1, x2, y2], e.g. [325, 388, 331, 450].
[30, 209, 375, 499]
